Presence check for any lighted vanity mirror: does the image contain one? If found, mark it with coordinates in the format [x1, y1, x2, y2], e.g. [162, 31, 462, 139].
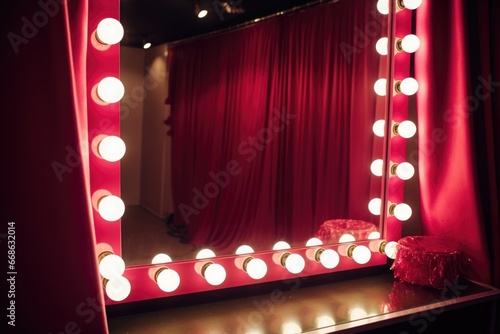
[118, 0, 392, 267]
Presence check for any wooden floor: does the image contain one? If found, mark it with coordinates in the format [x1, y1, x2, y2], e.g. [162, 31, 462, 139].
[121, 205, 197, 266]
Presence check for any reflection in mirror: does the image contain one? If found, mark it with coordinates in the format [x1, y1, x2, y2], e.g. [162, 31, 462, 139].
[120, 0, 389, 266]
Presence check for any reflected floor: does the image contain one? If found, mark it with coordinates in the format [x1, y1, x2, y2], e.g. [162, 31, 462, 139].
[121, 205, 197, 266]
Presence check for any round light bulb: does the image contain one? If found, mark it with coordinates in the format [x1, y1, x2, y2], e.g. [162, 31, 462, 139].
[368, 198, 382, 216]
[284, 254, 305, 274]
[393, 203, 412, 221]
[98, 195, 125, 221]
[151, 253, 172, 264]
[339, 234, 356, 243]
[317, 315, 335, 327]
[351, 245, 372, 264]
[371, 159, 384, 177]
[376, 37, 389, 55]
[143, 42, 151, 49]
[384, 241, 399, 259]
[398, 77, 419, 96]
[395, 162, 415, 180]
[273, 241, 291, 251]
[97, 77, 125, 103]
[105, 276, 131, 302]
[377, 0, 390, 15]
[306, 238, 323, 247]
[319, 249, 340, 269]
[282, 322, 302, 334]
[204, 263, 226, 286]
[246, 258, 268, 280]
[198, 9, 208, 18]
[374, 78, 387, 96]
[401, 0, 422, 10]
[196, 248, 216, 259]
[373, 120, 386, 137]
[99, 254, 125, 279]
[98, 136, 126, 162]
[157, 268, 181, 292]
[396, 120, 417, 138]
[96, 18, 124, 45]
[401, 34, 420, 53]
[368, 231, 381, 240]
[235, 245, 254, 255]
[349, 307, 368, 321]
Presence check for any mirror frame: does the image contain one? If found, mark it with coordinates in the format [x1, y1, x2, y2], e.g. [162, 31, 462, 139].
[87, 0, 414, 305]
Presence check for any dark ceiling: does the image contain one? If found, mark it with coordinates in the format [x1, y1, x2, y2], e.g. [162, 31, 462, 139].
[120, 0, 325, 48]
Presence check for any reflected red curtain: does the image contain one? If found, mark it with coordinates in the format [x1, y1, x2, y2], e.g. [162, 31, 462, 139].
[2, 1, 108, 332]
[416, 0, 500, 286]
[167, 0, 386, 253]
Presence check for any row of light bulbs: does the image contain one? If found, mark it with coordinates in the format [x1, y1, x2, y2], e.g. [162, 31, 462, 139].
[369, 0, 421, 223]
[98, 238, 398, 301]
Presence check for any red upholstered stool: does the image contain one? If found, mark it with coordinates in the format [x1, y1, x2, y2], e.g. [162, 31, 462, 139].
[391, 236, 469, 289]
[315, 219, 378, 243]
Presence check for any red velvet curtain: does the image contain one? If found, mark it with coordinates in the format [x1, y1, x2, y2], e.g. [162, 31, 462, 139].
[416, 0, 500, 286]
[3, 1, 108, 332]
[167, 0, 386, 253]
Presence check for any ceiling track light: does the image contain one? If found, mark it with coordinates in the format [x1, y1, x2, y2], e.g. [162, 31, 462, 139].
[195, 3, 208, 19]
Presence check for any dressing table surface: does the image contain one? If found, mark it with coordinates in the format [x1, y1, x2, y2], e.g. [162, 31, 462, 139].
[107, 271, 500, 333]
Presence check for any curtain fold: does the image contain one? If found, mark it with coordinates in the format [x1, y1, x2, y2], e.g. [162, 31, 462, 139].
[3, 1, 108, 332]
[416, 0, 499, 286]
[168, 0, 385, 253]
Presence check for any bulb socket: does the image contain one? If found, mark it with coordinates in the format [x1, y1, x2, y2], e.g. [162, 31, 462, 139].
[397, 0, 406, 10]
[98, 251, 113, 263]
[280, 253, 291, 267]
[379, 241, 388, 254]
[388, 203, 397, 216]
[392, 122, 401, 136]
[154, 267, 169, 283]
[394, 81, 403, 94]
[390, 163, 399, 176]
[395, 38, 404, 52]
[242, 257, 254, 272]
[314, 248, 326, 262]
[102, 278, 109, 288]
[347, 245, 356, 258]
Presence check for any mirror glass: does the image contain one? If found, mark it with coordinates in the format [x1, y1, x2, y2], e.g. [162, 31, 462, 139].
[119, 0, 390, 266]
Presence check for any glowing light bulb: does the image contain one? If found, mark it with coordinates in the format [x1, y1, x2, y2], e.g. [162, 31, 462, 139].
[273, 241, 291, 251]
[99, 254, 125, 279]
[368, 231, 381, 239]
[374, 78, 387, 96]
[339, 234, 356, 243]
[373, 120, 386, 137]
[318, 249, 340, 269]
[198, 10, 208, 18]
[156, 268, 181, 292]
[401, 0, 422, 10]
[151, 253, 172, 264]
[397, 77, 419, 96]
[395, 120, 417, 138]
[376, 37, 389, 55]
[98, 195, 125, 221]
[401, 34, 420, 53]
[204, 263, 226, 286]
[377, 0, 390, 15]
[371, 159, 384, 177]
[306, 238, 323, 247]
[395, 162, 415, 180]
[196, 249, 216, 259]
[98, 136, 126, 162]
[393, 203, 412, 221]
[317, 315, 335, 327]
[245, 258, 268, 280]
[105, 276, 131, 302]
[96, 18, 124, 45]
[350, 307, 368, 321]
[384, 241, 399, 259]
[97, 77, 125, 103]
[351, 245, 372, 264]
[368, 198, 382, 216]
[282, 322, 302, 334]
[235, 245, 254, 255]
[143, 42, 151, 49]
[284, 254, 305, 274]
